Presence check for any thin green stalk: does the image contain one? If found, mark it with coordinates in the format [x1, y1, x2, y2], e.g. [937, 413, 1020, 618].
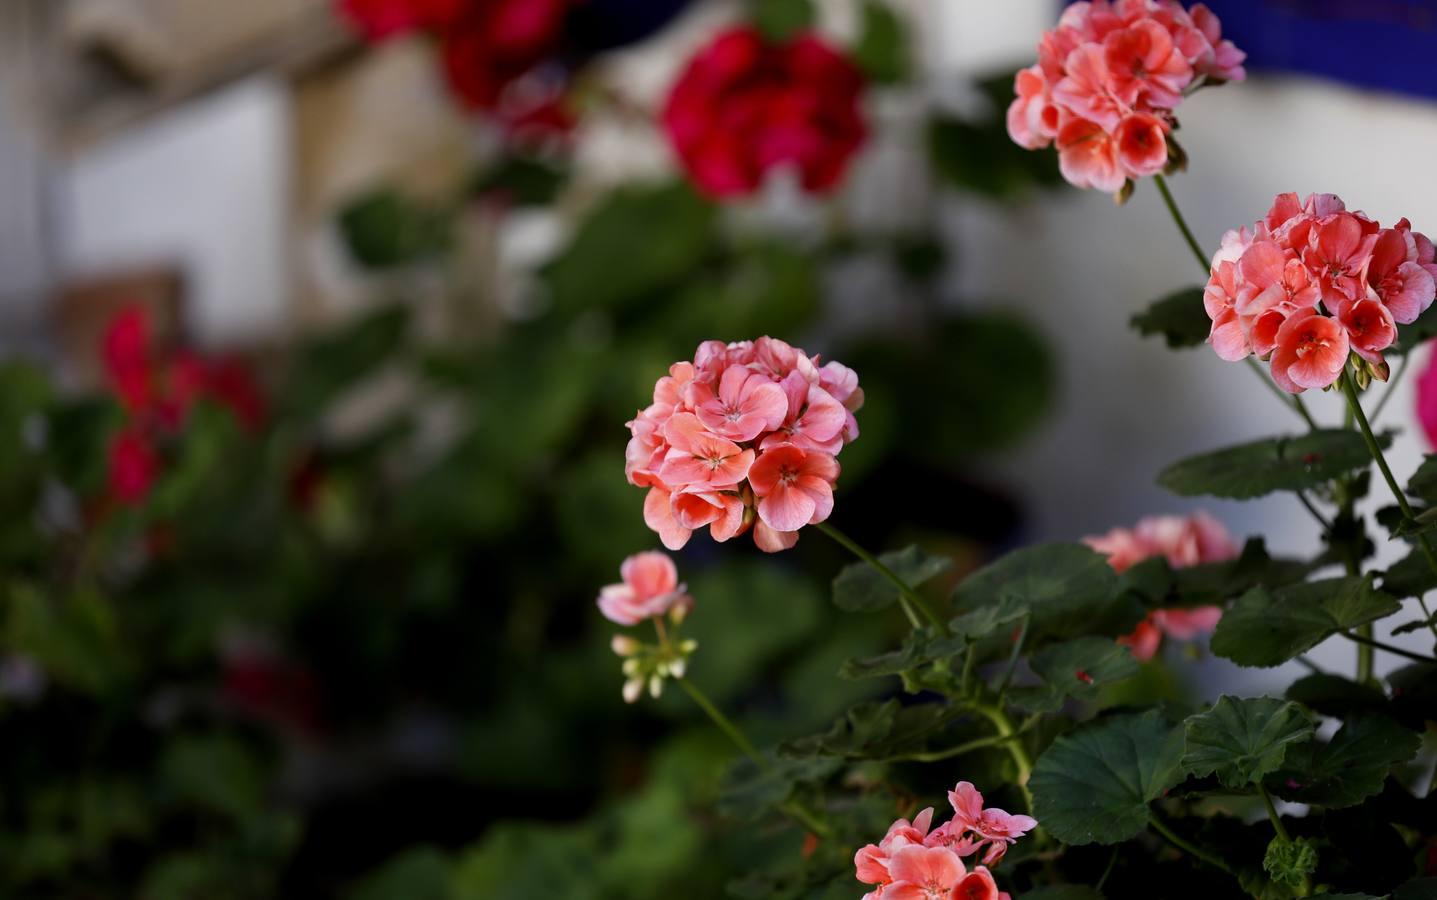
[1152, 174, 1317, 428]
[676, 677, 832, 838]
[1370, 352, 1412, 425]
[1153, 174, 1208, 271]
[1337, 368, 1437, 646]
[975, 703, 1034, 814]
[1149, 814, 1234, 875]
[678, 677, 762, 763]
[884, 730, 1024, 764]
[1295, 491, 1331, 532]
[1340, 630, 1437, 666]
[1097, 846, 1121, 893]
[816, 522, 948, 633]
[996, 615, 1031, 700]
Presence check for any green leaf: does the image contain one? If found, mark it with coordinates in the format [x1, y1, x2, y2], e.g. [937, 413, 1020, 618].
[749, 0, 814, 42]
[951, 595, 1031, 639]
[1264, 837, 1319, 890]
[1408, 456, 1437, 503]
[952, 543, 1128, 640]
[1117, 538, 1313, 612]
[1382, 548, 1437, 599]
[350, 847, 453, 900]
[452, 822, 598, 900]
[718, 754, 840, 821]
[1030, 710, 1184, 845]
[1396, 879, 1437, 899]
[1181, 696, 1314, 789]
[1008, 637, 1140, 713]
[542, 182, 715, 318]
[1210, 577, 1400, 668]
[337, 188, 448, 269]
[853, 0, 909, 84]
[832, 546, 952, 612]
[780, 701, 955, 761]
[1285, 673, 1388, 720]
[1159, 430, 1383, 500]
[470, 155, 567, 207]
[1268, 715, 1420, 808]
[1130, 287, 1210, 349]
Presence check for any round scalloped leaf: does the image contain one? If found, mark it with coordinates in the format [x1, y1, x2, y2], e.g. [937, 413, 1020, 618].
[1181, 696, 1314, 789]
[1030, 710, 1184, 845]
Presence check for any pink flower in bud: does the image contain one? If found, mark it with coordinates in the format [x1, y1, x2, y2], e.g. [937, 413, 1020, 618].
[596, 551, 692, 626]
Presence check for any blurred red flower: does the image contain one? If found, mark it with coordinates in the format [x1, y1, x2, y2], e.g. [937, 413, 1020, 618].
[662, 27, 867, 199]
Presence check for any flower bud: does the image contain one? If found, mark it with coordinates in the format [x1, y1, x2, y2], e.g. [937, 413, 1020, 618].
[1114, 179, 1135, 206]
[679, 639, 699, 654]
[610, 635, 641, 657]
[621, 658, 642, 677]
[622, 678, 644, 704]
[648, 675, 664, 699]
[669, 657, 686, 679]
[1368, 358, 1391, 383]
[669, 600, 690, 626]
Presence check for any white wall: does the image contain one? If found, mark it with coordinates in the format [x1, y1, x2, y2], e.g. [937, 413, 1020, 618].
[53, 76, 291, 347]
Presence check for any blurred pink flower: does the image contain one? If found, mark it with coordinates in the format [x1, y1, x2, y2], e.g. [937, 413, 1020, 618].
[596, 551, 692, 626]
[1086, 512, 1237, 661]
[1417, 349, 1437, 450]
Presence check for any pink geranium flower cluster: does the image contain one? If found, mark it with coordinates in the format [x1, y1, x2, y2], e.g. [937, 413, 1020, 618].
[854, 782, 1035, 900]
[626, 338, 861, 553]
[1084, 511, 1237, 661]
[1204, 193, 1437, 393]
[1008, 0, 1245, 193]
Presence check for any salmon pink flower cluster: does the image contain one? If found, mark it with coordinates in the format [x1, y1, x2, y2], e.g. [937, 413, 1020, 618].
[854, 782, 1034, 900]
[663, 27, 867, 199]
[1203, 192, 1437, 393]
[626, 337, 862, 552]
[1008, 0, 1244, 193]
[1085, 511, 1237, 661]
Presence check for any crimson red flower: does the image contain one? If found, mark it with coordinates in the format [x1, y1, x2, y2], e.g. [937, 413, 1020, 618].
[108, 429, 159, 505]
[101, 307, 152, 411]
[662, 27, 867, 199]
[440, 0, 569, 109]
[336, 0, 469, 41]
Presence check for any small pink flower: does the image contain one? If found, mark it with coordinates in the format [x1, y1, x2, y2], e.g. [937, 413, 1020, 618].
[690, 365, 788, 442]
[1153, 606, 1224, 640]
[1056, 117, 1124, 193]
[748, 444, 839, 532]
[1118, 618, 1164, 662]
[1339, 298, 1396, 365]
[596, 551, 692, 626]
[1368, 228, 1436, 325]
[1113, 112, 1168, 178]
[947, 781, 1037, 863]
[659, 413, 755, 489]
[884, 845, 968, 900]
[1303, 212, 1378, 306]
[1103, 19, 1192, 108]
[1235, 241, 1319, 317]
[761, 376, 847, 454]
[1006, 65, 1059, 150]
[1053, 44, 1129, 132]
[1187, 3, 1246, 81]
[1270, 308, 1349, 393]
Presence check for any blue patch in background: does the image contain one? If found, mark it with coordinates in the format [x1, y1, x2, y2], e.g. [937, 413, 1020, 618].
[1194, 1, 1437, 99]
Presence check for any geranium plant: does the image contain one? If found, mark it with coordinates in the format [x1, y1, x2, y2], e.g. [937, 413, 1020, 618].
[595, 2, 1437, 898]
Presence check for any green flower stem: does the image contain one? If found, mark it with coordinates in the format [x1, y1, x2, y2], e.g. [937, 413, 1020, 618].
[974, 703, 1034, 808]
[1153, 173, 1318, 430]
[816, 522, 948, 633]
[675, 677, 832, 839]
[883, 729, 1027, 764]
[1150, 814, 1234, 875]
[1340, 630, 1437, 665]
[1338, 368, 1437, 646]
